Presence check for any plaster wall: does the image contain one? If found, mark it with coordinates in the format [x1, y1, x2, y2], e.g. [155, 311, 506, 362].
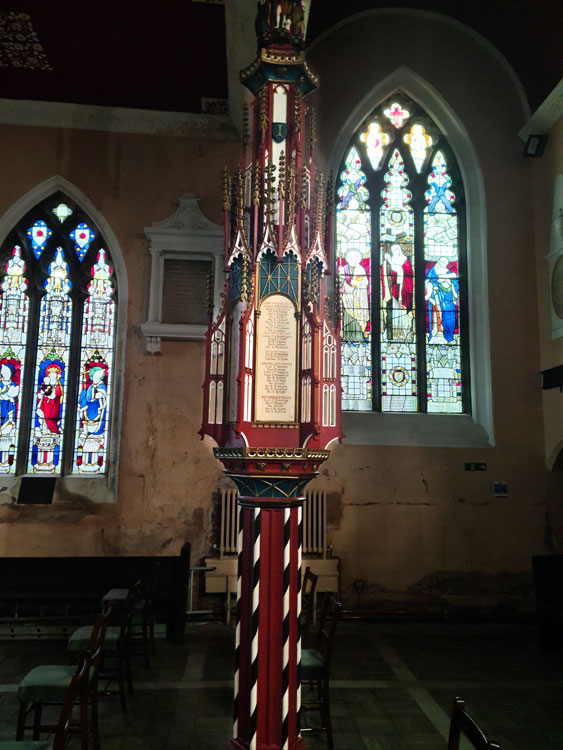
[303, 11, 552, 607]
[531, 115, 563, 548]
[0, 124, 234, 565]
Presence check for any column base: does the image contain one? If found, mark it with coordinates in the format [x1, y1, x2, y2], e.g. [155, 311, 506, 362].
[229, 737, 306, 750]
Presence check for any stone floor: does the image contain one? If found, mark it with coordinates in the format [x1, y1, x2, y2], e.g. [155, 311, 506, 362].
[0, 620, 561, 749]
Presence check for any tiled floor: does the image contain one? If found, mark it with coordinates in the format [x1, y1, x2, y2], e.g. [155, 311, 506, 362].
[0, 620, 561, 749]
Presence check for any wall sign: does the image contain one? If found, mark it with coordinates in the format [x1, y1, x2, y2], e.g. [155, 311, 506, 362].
[255, 294, 297, 422]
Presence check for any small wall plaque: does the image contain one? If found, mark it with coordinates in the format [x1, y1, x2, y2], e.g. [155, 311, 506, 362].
[162, 259, 212, 326]
[141, 194, 224, 353]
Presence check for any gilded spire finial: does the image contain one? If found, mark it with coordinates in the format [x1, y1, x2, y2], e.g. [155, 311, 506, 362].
[294, 92, 302, 133]
[308, 107, 317, 150]
[253, 160, 261, 206]
[260, 91, 268, 131]
[299, 166, 308, 209]
[278, 150, 286, 201]
[266, 163, 276, 225]
[222, 167, 230, 212]
[326, 171, 334, 216]
[241, 253, 248, 302]
[206, 270, 214, 315]
[242, 103, 250, 146]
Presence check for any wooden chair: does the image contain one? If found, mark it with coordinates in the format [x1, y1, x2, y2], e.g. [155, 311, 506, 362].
[448, 697, 501, 750]
[1, 660, 89, 750]
[300, 592, 341, 749]
[132, 560, 161, 667]
[69, 582, 139, 710]
[16, 608, 109, 750]
[301, 565, 318, 649]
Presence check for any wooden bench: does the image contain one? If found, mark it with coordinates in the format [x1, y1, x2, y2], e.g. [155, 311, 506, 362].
[0, 543, 191, 643]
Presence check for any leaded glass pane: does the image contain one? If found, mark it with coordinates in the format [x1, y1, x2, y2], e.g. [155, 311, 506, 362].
[424, 151, 462, 413]
[52, 203, 73, 223]
[28, 248, 72, 473]
[26, 220, 52, 258]
[72, 249, 115, 474]
[337, 147, 372, 411]
[383, 102, 410, 128]
[360, 121, 390, 171]
[380, 150, 416, 412]
[0, 246, 29, 474]
[404, 123, 433, 173]
[69, 222, 96, 261]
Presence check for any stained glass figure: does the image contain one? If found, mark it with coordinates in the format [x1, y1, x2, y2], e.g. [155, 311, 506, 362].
[28, 248, 72, 473]
[52, 203, 73, 223]
[69, 222, 95, 261]
[72, 249, 115, 474]
[404, 123, 433, 172]
[383, 102, 410, 128]
[26, 220, 52, 258]
[337, 147, 368, 211]
[337, 147, 372, 410]
[424, 151, 462, 413]
[380, 150, 416, 412]
[360, 121, 390, 170]
[425, 151, 455, 214]
[0, 247, 29, 474]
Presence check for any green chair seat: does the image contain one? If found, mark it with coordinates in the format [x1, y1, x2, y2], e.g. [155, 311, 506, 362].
[17, 664, 75, 704]
[301, 648, 325, 680]
[0, 741, 51, 749]
[68, 624, 120, 653]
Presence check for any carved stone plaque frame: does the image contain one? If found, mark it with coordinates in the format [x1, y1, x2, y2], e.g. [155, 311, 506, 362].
[141, 194, 224, 353]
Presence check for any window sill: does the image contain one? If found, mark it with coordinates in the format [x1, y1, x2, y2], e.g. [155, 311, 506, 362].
[341, 412, 491, 448]
[0, 474, 116, 506]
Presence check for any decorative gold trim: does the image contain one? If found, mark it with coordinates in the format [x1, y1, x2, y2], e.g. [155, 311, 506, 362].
[214, 447, 331, 460]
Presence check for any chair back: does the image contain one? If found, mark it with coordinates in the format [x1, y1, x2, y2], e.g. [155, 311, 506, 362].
[51, 658, 90, 750]
[86, 607, 111, 688]
[448, 698, 500, 750]
[314, 592, 341, 676]
[140, 560, 161, 617]
[301, 566, 318, 646]
[117, 581, 141, 646]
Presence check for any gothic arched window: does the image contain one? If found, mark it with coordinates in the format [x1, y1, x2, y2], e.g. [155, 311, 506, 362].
[0, 191, 117, 477]
[336, 93, 469, 415]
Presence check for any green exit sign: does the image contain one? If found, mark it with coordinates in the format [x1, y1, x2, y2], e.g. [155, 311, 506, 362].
[465, 462, 487, 471]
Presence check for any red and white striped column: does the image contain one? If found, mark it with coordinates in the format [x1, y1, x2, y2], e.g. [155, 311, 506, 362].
[231, 497, 305, 750]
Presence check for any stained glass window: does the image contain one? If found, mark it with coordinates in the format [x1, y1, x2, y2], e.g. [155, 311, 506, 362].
[0, 191, 117, 476]
[336, 93, 468, 415]
[52, 203, 73, 223]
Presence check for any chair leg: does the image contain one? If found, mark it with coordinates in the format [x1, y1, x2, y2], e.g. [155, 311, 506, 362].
[32, 703, 42, 741]
[320, 679, 334, 749]
[125, 646, 134, 695]
[142, 621, 150, 668]
[16, 700, 27, 740]
[79, 691, 88, 750]
[117, 654, 127, 711]
[149, 617, 156, 658]
[90, 689, 100, 750]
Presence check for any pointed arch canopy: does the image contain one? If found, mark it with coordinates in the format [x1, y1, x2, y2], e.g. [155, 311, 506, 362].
[330, 70, 492, 447]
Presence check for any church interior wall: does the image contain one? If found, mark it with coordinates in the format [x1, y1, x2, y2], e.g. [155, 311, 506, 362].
[0, 7, 560, 615]
[0, 124, 235, 565]
[531, 115, 563, 549]
[301, 10, 554, 611]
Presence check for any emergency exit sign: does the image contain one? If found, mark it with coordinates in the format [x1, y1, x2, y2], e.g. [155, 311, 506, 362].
[465, 462, 487, 471]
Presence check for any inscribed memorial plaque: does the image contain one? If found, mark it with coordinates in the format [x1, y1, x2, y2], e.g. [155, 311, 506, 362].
[161, 259, 211, 325]
[255, 294, 297, 422]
